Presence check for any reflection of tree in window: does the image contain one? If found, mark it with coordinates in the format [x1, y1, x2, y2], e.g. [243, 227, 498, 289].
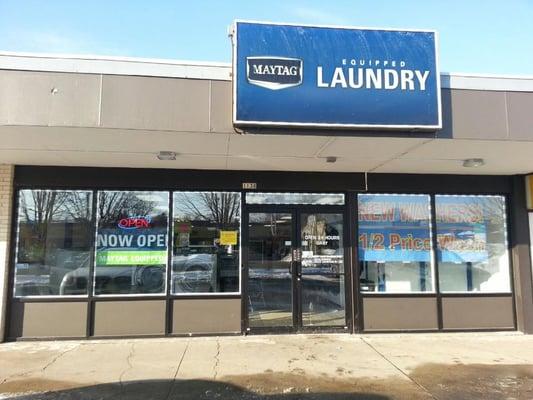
[19, 191, 92, 264]
[97, 192, 156, 224]
[174, 192, 240, 227]
[21, 191, 68, 262]
[15, 190, 93, 296]
[172, 192, 240, 294]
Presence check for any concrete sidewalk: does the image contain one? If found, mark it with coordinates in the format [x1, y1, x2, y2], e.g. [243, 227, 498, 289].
[1, 333, 532, 399]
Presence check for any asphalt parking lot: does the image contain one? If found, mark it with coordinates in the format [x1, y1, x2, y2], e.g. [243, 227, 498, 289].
[1, 333, 532, 399]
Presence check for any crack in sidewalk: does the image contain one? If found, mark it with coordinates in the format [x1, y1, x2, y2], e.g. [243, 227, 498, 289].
[213, 338, 221, 380]
[164, 340, 190, 400]
[0, 344, 80, 386]
[42, 345, 80, 373]
[118, 342, 136, 398]
[360, 337, 440, 400]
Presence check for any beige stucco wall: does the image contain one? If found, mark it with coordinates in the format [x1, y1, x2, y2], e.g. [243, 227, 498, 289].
[0, 164, 14, 342]
[1, 69, 533, 141]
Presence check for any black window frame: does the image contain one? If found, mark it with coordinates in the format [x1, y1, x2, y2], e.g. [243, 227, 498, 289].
[5, 166, 519, 339]
[170, 190, 242, 297]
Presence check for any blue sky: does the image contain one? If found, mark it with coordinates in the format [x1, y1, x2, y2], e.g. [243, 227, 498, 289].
[1, 0, 532, 75]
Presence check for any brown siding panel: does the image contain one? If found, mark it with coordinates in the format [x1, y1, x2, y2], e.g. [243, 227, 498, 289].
[442, 297, 514, 330]
[9, 302, 87, 339]
[363, 297, 438, 331]
[93, 300, 166, 336]
[172, 298, 241, 334]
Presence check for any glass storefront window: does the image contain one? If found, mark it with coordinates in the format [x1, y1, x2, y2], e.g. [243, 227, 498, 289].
[94, 191, 169, 295]
[14, 190, 93, 297]
[172, 192, 241, 294]
[246, 192, 345, 205]
[358, 194, 434, 293]
[436, 195, 510, 292]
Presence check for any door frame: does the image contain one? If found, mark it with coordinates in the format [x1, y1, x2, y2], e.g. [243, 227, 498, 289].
[242, 204, 352, 334]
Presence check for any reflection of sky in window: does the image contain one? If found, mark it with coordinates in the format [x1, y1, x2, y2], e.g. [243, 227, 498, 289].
[128, 192, 169, 214]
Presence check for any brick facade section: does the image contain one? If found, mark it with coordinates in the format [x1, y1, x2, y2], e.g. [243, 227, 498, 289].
[0, 165, 14, 342]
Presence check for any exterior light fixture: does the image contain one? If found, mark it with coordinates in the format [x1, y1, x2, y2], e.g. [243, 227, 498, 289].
[326, 156, 337, 163]
[463, 158, 485, 168]
[157, 151, 177, 161]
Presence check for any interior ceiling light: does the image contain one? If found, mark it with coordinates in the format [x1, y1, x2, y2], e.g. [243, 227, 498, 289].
[463, 158, 485, 168]
[326, 156, 337, 163]
[157, 151, 177, 161]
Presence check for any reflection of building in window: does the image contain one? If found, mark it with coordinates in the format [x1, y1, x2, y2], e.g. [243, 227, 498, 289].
[15, 190, 93, 297]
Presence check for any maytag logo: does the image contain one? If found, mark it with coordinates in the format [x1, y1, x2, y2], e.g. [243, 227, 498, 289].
[246, 57, 303, 90]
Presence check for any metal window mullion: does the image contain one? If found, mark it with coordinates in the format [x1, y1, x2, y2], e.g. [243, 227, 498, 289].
[86, 190, 98, 338]
[430, 194, 443, 330]
[165, 192, 173, 336]
[241, 192, 248, 334]
[4, 188, 21, 341]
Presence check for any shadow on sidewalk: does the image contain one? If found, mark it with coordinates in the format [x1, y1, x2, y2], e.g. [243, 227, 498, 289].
[5, 363, 532, 399]
[1, 378, 396, 400]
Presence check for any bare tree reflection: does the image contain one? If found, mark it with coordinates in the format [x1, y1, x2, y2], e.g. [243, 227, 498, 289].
[97, 192, 157, 223]
[174, 192, 240, 227]
[18, 191, 91, 263]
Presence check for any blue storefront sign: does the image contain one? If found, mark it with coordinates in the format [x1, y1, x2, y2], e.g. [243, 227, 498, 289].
[232, 21, 441, 130]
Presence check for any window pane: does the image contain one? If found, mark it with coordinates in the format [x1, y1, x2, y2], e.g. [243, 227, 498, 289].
[301, 213, 345, 326]
[172, 192, 241, 294]
[246, 192, 344, 205]
[358, 194, 433, 293]
[248, 212, 292, 327]
[14, 190, 93, 296]
[436, 195, 510, 292]
[95, 191, 169, 295]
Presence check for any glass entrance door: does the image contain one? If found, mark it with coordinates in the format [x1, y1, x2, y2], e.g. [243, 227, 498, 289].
[247, 212, 295, 330]
[300, 212, 345, 327]
[246, 208, 347, 332]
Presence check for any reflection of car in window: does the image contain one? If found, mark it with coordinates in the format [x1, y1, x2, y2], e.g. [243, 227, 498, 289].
[172, 245, 239, 293]
[59, 250, 165, 295]
[15, 249, 92, 296]
[172, 246, 218, 293]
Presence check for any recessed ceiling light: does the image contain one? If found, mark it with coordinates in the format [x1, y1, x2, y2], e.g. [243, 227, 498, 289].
[157, 151, 177, 161]
[463, 158, 485, 168]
